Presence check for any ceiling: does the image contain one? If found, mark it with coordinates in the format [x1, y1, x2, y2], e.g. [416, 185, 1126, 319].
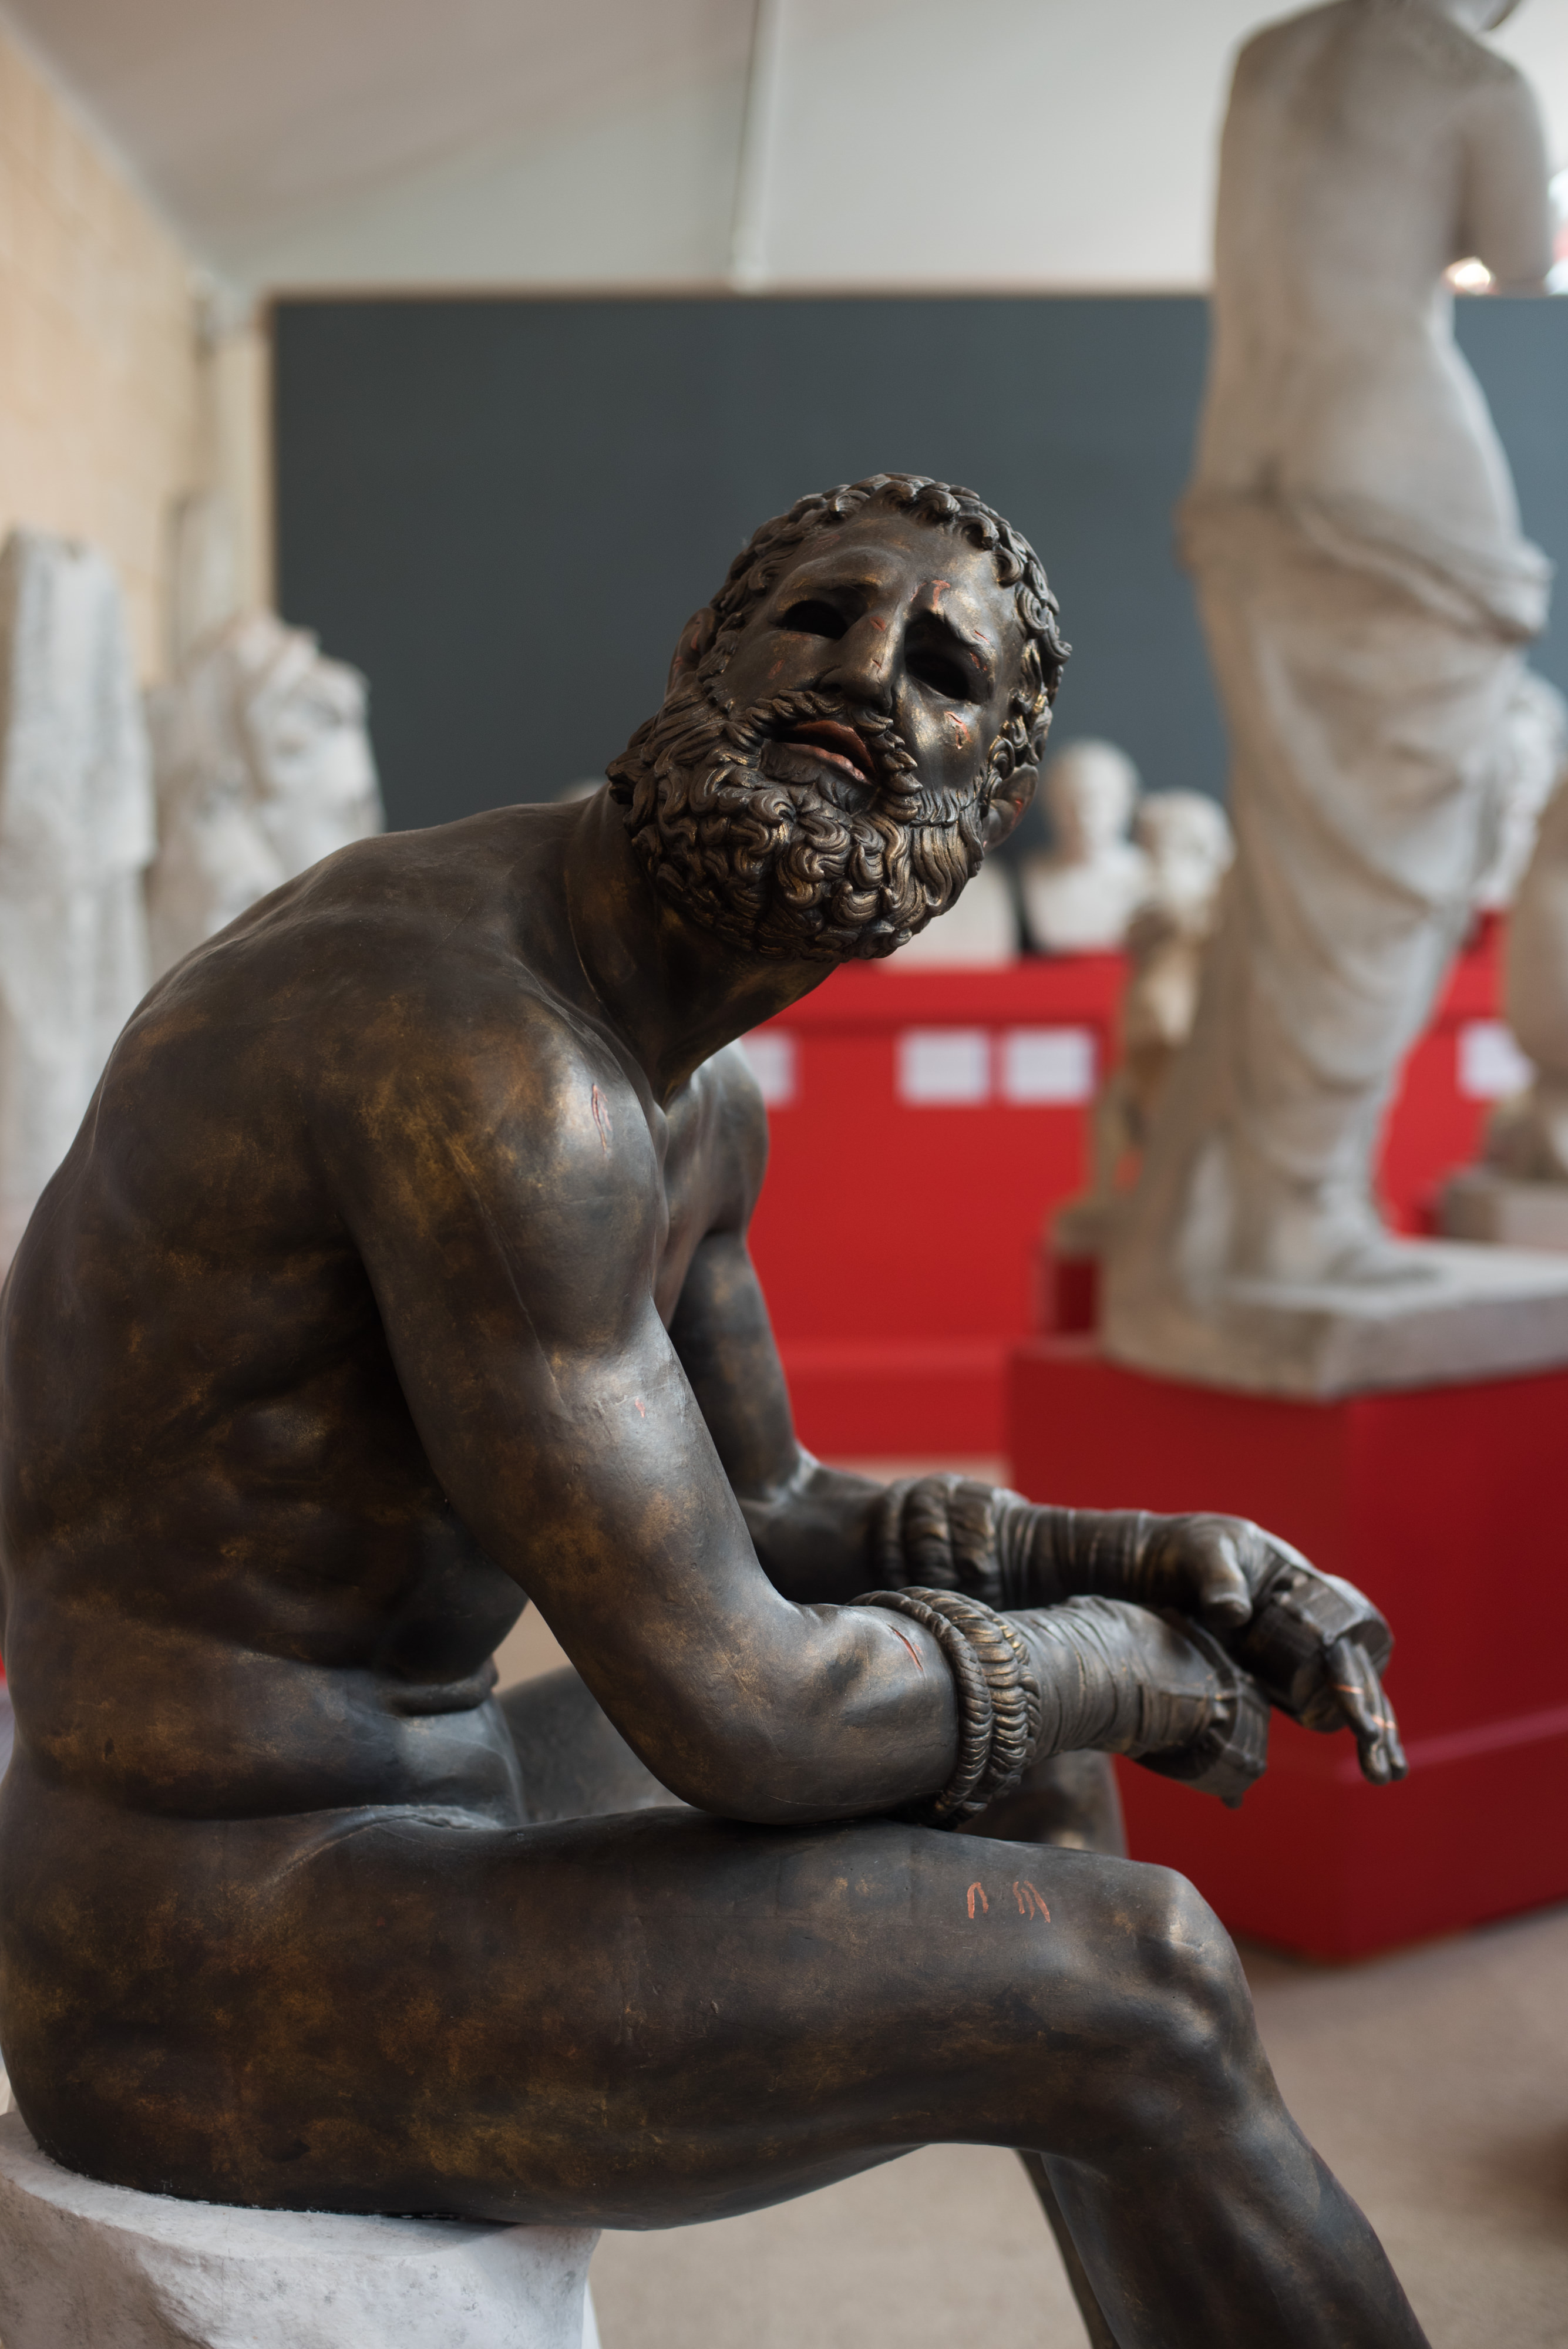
[2, 0, 752, 257]
[6, 0, 1564, 295]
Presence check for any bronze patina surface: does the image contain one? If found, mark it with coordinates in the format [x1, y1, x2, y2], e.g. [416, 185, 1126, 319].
[0, 477, 1425, 2347]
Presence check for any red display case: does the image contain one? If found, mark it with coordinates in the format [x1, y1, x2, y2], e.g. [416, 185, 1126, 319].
[748, 926, 1508, 1457]
[1007, 1337, 1568, 1958]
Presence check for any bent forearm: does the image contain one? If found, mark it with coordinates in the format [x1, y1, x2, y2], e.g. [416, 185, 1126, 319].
[574, 1597, 961, 1826]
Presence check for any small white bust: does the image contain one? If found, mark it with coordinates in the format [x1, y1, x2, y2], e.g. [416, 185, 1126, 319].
[886, 859, 1019, 967]
[1021, 740, 1152, 953]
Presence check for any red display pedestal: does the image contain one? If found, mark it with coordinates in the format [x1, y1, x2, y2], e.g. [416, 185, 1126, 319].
[1008, 1337, 1568, 1957]
[752, 929, 1505, 1459]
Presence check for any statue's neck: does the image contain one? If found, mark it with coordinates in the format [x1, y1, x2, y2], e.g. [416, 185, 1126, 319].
[560, 792, 832, 1107]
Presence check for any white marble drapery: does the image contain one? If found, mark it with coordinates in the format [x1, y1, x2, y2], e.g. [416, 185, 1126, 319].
[1103, 0, 1562, 1390]
[0, 530, 154, 1273]
[146, 612, 383, 978]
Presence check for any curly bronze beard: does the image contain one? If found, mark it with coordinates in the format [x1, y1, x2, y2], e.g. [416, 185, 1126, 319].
[605, 675, 991, 961]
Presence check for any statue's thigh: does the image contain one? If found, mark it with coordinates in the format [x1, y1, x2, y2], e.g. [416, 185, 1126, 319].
[227, 1809, 1202, 2226]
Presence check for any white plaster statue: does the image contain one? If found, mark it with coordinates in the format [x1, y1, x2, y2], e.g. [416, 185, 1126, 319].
[1055, 793, 1234, 1260]
[0, 530, 154, 1273]
[1438, 672, 1568, 1243]
[1486, 764, 1568, 1180]
[1102, 0, 1568, 1394]
[1473, 668, 1568, 911]
[146, 613, 383, 978]
[1020, 739, 1152, 953]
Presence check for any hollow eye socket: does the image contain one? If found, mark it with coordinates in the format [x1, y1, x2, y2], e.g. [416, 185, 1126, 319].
[907, 645, 974, 702]
[779, 598, 849, 641]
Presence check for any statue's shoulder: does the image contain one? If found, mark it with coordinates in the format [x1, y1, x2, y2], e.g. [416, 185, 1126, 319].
[1231, 2, 1344, 81]
[156, 807, 622, 1112]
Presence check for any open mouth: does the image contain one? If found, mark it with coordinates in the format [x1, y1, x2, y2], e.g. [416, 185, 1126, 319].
[776, 720, 876, 786]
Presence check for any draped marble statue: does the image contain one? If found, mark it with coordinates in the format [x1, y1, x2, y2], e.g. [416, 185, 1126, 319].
[1488, 765, 1568, 1184]
[1052, 794, 1234, 1285]
[146, 613, 382, 978]
[1103, 0, 1568, 1394]
[0, 531, 154, 1274]
[1443, 726, 1568, 1245]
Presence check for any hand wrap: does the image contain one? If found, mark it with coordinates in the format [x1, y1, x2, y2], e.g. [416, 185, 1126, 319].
[857, 1587, 1269, 1822]
[874, 1480, 1394, 1729]
[1010, 1597, 1269, 1808]
[874, 1476, 1175, 1613]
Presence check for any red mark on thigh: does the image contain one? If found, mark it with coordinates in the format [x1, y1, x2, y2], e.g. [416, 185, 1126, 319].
[1014, 1879, 1051, 1921]
[632, 1396, 647, 1419]
[967, 1882, 989, 1919]
[889, 1626, 924, 1673]
[591, 1085, 613, 1152]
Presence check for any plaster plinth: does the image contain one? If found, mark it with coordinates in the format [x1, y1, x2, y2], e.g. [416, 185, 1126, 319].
[1008, 1335, 1568, 1957]
[0, 2114, 600, 2349]
[1103, 1239, 1568, 1399]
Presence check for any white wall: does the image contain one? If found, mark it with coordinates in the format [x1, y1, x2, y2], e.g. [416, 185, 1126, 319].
[228, 0, 1568, 298]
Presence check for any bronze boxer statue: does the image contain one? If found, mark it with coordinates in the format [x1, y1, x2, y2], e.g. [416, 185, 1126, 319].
[0, 476, 1424, 2347]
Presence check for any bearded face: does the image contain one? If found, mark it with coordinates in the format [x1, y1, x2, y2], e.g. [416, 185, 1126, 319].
[606, 670, 994, 963]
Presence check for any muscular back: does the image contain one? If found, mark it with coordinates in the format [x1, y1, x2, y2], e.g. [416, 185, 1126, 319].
[1194, 1, 1549, 550]
[0, 804, 762, 1829]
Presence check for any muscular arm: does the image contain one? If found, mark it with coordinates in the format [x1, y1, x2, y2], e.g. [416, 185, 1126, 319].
[667, 1224, 888, 1606]
[1458, 66, 1553, 293]
[317, 995, 956, 1827]
[664, 1070, 1402, 1791]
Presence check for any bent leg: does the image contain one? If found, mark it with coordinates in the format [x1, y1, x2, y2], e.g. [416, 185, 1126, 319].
[504, 1664, 1128, 2346]
[24, 1803, 1426, 2349]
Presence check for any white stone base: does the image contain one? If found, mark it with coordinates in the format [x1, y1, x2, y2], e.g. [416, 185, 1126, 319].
[0, 2112, 600, 2349]
[1102, 1238, 1568, 1398]
[1439, 1165, 1568, 1252]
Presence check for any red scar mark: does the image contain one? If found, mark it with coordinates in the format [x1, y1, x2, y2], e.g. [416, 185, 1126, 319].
[967, 1883, 989, 1919]
[632, 1397, 647, 1419]
[1014, 1880, 1051, 1921]
[869, 615, 887, 631]
[591, 1085, 613, 1153]
[889, 1626, 924, 1673]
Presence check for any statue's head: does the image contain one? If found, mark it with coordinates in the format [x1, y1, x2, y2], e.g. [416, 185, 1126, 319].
[1043, 739, 1139, 860]
[607, 474, 1066, 961]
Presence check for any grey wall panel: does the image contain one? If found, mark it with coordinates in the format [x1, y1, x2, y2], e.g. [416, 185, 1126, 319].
[274, 294, 1568, 837]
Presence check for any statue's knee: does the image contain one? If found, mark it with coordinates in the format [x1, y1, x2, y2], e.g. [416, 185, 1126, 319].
[1121, 1865, 1254, 2102]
